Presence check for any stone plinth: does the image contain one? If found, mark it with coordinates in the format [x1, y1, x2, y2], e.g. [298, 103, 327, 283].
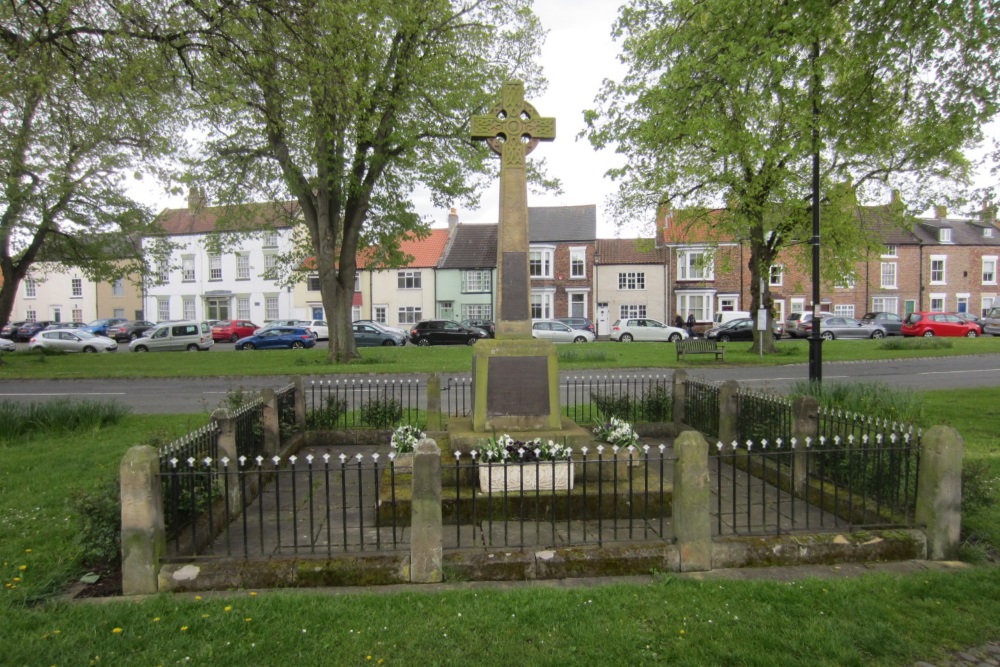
[471, 338, 561, 432]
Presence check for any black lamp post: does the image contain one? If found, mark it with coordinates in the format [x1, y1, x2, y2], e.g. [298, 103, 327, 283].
[808, 39, 823, 383]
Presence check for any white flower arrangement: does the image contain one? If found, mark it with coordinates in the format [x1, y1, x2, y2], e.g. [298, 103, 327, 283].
[479, 433, 572, 462]
[592, 415, 640, 449]
[389, 424, 425, 453]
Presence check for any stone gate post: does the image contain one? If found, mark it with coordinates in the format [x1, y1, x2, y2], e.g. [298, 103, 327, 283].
[916, 425, 964, 560]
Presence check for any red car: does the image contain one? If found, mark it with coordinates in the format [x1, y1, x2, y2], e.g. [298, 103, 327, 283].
[211, 319, 259, 342]
[901, 312, 981, 337]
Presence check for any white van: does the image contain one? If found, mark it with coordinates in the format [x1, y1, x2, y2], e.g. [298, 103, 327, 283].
[129, 321, 215, 352]
[713, 311, 750, 325]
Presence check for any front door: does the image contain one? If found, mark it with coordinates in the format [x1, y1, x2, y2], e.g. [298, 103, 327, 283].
[597, 304, 610, 336]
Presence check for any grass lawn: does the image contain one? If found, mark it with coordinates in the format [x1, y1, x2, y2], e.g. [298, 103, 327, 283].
[0, 387, 997, 664]
[1, 335, 999, 378]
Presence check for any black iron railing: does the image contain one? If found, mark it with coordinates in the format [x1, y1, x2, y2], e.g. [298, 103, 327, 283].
[736, 389, 793, 444]
[684, 378, 720, 437]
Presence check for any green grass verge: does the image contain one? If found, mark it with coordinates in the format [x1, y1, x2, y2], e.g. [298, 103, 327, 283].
[2, 335, 1000, 378]
[0, 388, 998, 664]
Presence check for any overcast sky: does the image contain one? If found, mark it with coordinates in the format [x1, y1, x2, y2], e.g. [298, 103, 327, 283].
[137, 0, 997, 237]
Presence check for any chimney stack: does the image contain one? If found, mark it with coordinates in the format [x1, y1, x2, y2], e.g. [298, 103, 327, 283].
[448, 207, 459, 230]
[187, 186, 207, 212]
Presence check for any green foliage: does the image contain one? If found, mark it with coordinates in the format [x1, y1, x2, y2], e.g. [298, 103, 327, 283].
[878, 337, 953, 351]
[307, 396, 348, 430]
[70, 476, 121, 568]
[789, 380, 923, 424]
[962, 459, 998, 515]
[590, 384, 672, 424]
[359, 395, 404, 429]
[0, 399, 131, 446]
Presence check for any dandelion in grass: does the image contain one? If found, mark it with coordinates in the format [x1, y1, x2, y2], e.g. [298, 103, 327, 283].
[152, 617, 160, 623]
[224, 606, 232, 613]
[24, 549, 31, 554]
[112, 628, 123, 634]
[180, 626, 188, 632]
[194, 595, 202, 601]
[18, 565, 26, 571]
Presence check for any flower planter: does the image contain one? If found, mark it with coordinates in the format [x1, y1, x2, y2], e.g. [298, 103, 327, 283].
[478, 460, 574, 493]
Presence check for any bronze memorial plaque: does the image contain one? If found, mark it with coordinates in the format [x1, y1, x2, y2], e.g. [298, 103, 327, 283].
[500, 252, 529, 321]
[486, 356, 548, 416]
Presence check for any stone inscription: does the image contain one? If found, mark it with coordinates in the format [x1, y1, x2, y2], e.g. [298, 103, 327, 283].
[486, 356, 548, 416]
[501, 252, 528, 321]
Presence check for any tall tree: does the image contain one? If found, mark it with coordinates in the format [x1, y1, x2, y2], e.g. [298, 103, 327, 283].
[185, 0, 545, 362]
[585, 0, 1000, 352]
[0, 1, 184, 329]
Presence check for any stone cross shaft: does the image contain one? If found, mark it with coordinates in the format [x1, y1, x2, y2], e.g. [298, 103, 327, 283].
[471, 81, 555, 339]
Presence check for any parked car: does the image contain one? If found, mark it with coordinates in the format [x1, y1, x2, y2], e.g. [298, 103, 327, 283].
[555, 317, 596, 335]
[461, 319, 496, 337]
[952, 312, 983, 328]
[0, 321, 25, 339]
[235, 327, 316, 351]
[784, 312, 830, 338]
[609, 318, 687, 343]
[531, 319, 596, 343]
[353, 323, 407, 347]
[254, 319, 301, 335]
[860, 311, 904, 336]
[704, 318, 781, 342]
[29, 329, 118, 353]
[129, 321, 215, 352]
[43, 321, 85, 331]
[408, 320, 490, 346]
[14, 321, 55, 342]
[105, 320, 156, 342]
[81, 317, 129, 337]
[354, 320, 409, 337]
[711, 311, 751, 326]
[212, 320, 259, 342]
[812, 316, 887, 340]
[982, 306, 1000, 336]
[0, 337, 15, 352]
[296, 320, 329, 340]
[901, 312, 981, 337]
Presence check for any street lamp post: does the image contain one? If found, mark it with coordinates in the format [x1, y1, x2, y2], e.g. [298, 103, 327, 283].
[809, 39, 823, 383]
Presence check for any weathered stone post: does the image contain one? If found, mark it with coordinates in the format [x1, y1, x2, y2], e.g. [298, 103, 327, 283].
[791, 396, 819, 495]
[673, 430, 712, 571]
[210, 409, 241, 507]
[672, 370, 687, 430]
[260, 388, 280, 456]
[717, 380, 740, 446]
[409, 437, 443, 582]
[121, 446, 165, 595]
[916, 425, 964, 560]
[293, 377, 307, 431]
[425, 374, 443, 432]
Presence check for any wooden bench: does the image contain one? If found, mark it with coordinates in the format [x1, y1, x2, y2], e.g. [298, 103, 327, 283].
[675, 338, 725, 361]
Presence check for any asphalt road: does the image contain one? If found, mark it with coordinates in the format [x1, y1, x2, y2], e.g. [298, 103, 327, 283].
[1, 354, 997, 413]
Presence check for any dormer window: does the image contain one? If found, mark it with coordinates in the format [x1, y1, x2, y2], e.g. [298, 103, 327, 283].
[939, 228, 952, 243]
[985, 228, 994, 238]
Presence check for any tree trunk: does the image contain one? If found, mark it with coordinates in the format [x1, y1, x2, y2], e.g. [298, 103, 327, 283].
[748, 236, 778, 355]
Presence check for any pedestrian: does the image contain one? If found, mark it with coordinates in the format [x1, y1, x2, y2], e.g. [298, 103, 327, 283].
[686, 312, 696, 337]
[674, 314, 684, 329]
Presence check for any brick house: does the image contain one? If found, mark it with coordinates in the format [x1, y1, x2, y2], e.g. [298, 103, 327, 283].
[528, 205, 597, 321]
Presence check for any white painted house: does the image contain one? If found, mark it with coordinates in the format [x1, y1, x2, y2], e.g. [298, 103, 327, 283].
[11, 262, 144, 325]
[145, 193, 298, 324]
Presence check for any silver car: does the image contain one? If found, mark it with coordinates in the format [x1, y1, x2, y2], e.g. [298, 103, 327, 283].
[531, 320, 596, 343]
[29, 329, 118, 353]
[815, 316, 887, 340]
[0, 337, 15, 352]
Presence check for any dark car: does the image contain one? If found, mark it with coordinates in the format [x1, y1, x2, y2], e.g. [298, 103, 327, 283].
[556, 317, 596, 335]
[1, 321, 27, 339]
[212, 319, 259, 342]
[860, 311, 904, 336]
[14, 321, 55, 342]
[408, 319, 490, 346]
[81, 317, 129, 337]
[235, 327, 316, 351]
[353, 323, 407, 347]
[704, 317, 781, 342]
[105, 320, 156, 342]
[460, 319, 495, 338]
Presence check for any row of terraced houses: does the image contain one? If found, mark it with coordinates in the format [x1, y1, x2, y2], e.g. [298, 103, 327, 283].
[9, 193, 1000, 336]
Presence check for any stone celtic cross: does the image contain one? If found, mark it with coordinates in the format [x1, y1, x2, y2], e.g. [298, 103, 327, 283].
[471, 81, 555, 338]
